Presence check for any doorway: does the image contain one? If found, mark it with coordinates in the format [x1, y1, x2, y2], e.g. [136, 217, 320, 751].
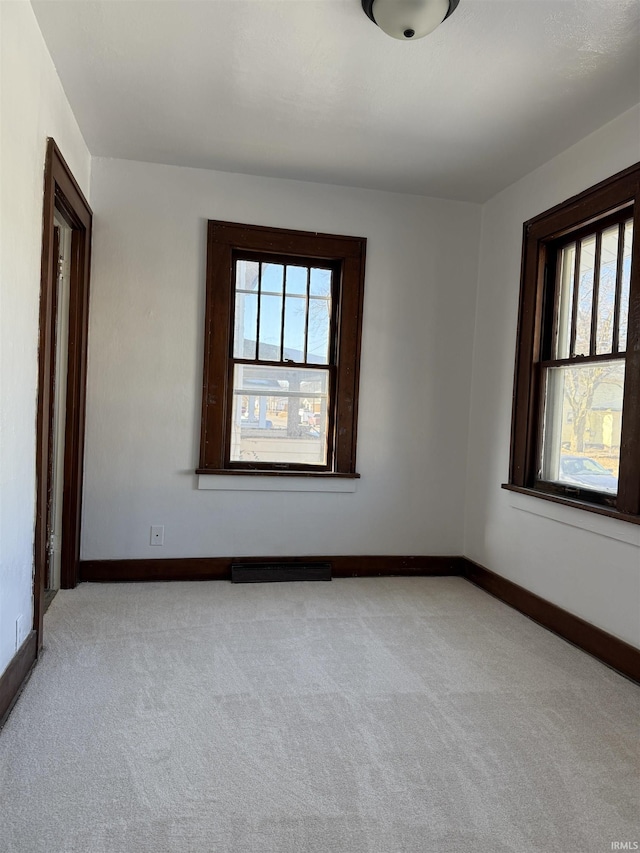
[43, 213, 72, 611]
[34, 139, 92, 651]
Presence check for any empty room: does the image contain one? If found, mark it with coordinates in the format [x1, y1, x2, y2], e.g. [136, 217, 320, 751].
[1, 1, 639, 851]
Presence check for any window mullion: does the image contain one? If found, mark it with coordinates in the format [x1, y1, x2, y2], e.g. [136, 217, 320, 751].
[303, 266, 310, 364]
[569, 240, 581, 358]
[254, 262, 262, 361]
[589, 231, 602, 355]
[612, 221, 625, 354]
[280, 265, 287, 361]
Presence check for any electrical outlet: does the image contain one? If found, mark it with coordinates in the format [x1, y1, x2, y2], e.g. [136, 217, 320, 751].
[15, 615, 23, 650]
[150, 525, 164, 546]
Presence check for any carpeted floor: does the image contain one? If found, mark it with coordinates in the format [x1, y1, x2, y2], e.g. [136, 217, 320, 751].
[0, 577, 638, 853]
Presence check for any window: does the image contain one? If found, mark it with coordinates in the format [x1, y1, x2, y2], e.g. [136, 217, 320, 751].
[198, 221, 366, 476]
[506, 163, 640, 523]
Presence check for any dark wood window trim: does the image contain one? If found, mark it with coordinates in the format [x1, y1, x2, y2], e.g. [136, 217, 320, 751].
[198, 221, 366, 476]
[34, 139, 92, 651]
[505, 162, 640, 523]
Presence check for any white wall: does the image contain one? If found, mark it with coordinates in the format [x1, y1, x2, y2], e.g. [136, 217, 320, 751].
[0, 1, 91, 676]
[464, 105, 640, 647]
[83, 158, 481, 560]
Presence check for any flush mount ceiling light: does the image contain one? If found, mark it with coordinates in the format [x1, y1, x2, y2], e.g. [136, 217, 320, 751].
[362, 0, 460, 40]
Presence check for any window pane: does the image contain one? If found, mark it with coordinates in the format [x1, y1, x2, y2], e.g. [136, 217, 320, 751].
[258, 294, 283, 360]
[262, 263, 283, 294]
[283, 295, 306, 361]
[618, 219, 633, 352]
[307, 298, 331, 364]
[230, 364, 329, 466]
[574, 235, 596, 356]
[286, 265, 307, 296]
[540, 360, 624, 495]
[555, 243, 575, 359]
[595, 226, 618, 355]
[235, 259, 259, 292]
[233, 291, 258, 359]
[310, 268, 332, 297]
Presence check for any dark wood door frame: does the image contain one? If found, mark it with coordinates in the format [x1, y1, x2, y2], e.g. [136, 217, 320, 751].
[34, 139, 92, 651]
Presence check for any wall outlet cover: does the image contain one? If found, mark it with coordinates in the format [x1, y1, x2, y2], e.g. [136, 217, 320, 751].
[150, 525, 164, 546]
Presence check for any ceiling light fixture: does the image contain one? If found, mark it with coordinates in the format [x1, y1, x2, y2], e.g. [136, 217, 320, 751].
[362, 0, 460, 40]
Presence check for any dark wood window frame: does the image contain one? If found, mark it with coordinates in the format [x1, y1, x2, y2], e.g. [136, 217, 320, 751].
[504, 162, 640, 525]
[198, 221, 366, 477]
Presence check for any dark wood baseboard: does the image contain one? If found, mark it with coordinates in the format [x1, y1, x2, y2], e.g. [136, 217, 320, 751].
[79, 555, 465, 583]
[80, 558, 229, 582]
[0, 631, 37, 728]
[463, 559, 640, 684]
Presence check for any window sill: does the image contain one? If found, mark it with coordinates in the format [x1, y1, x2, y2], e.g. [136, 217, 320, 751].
[502, 484, 640, 544]
[197, 470, 359, 492]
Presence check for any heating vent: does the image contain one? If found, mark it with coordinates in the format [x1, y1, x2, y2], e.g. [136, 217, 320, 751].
[231, 562, 332, 584]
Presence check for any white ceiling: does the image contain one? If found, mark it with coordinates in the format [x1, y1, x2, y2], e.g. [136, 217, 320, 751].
[32, 0, 640, 202]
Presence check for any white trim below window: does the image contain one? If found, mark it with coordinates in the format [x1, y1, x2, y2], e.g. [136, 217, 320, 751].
[508, 490, 640, 546]
[197, 475, 358, 493]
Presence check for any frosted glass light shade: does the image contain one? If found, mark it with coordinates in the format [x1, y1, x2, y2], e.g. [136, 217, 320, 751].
[370, 0, 452, 40]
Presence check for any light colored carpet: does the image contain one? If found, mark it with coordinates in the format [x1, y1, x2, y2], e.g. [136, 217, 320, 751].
[0, 577, 638, 853]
